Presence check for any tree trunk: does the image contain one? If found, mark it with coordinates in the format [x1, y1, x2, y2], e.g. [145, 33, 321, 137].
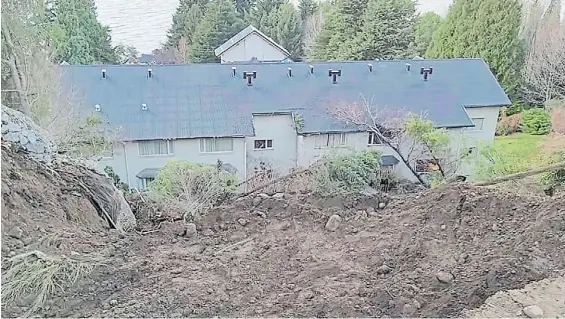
[388, 143, 430, 188]
[473, 162, 565, 187]
[1, 19, 31, 115]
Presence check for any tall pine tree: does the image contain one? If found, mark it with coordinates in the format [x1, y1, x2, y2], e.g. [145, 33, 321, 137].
[190, 0, 245, 62]
[426, 0, 524, 95]
[46, 0, 119, 64]
[413, 12, 441, 57]
[274, 3, 304, 59]
[166, 0, 208, 48]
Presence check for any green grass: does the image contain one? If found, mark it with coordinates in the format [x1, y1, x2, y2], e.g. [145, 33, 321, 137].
[493, 133, 547, 163]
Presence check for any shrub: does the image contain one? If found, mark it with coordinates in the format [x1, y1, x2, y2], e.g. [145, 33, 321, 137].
[148, 160, 236, 220]
[520, 108, 551, 135]
[314, 150, 382, 196]
[496, 113, 521, 136]
[104, 166, 130, 193]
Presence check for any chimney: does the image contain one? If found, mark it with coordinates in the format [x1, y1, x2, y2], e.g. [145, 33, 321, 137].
[367, 64, 373, 72]
[141, 103, 148, 111]
[328, 69, 342, 84]
[420, 67, 433, 81]
[309, 65, 314, 74]
[243, 71, 257, 86]
[147, 68, 153, 78]
[94, 104, 101, 112]
[405, 63, 411, 72]
[232, 66, 237, 77]
[101, 68, 107, 79]
[287, 67, 292, 77]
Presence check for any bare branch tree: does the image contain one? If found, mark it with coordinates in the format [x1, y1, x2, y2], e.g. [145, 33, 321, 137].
[303, 8, 325, 57]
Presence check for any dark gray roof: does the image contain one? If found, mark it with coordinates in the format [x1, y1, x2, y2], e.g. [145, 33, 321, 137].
[136, 168, 159, 178]
[214, 25, 291, 58]
[57, 58, 511, 141]
[381, 155, 400, 166]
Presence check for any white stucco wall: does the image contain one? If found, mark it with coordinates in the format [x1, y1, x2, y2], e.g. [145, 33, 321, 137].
[97, 137, 247, 189]
[220, 33, 288, 63]
[246, 114, 297, 176]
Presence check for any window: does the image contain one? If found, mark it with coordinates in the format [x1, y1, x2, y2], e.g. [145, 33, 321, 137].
[470, 118, 485, 131]
[368, 132, 383, 145]
[200, 137, 234, 153]
[139, 177, 154, 190]
[415, 159, 441, 173]
[138, 140, 174, 156]
[254, 139, 273, 150]
[314, 133, 347, 148]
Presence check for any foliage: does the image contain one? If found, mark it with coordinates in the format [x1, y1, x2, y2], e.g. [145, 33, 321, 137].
[293, 113, 305, 130]
[298, 0, 318, 20]
[104, 166, 130, 193]
[148, 160, 237, 220]
[45, 0, 120, 64]
[496, 107, 522, 136]
[166, 0, 207, 48]
[273, 4, 304, 59]
[189, 0, 245, 62]
[520, 108, 551, 135]
[314, 150, 382, 196]
[426, 0, 524, 97]
[115, 45, 140, 64]
[413, 12, 441, 57]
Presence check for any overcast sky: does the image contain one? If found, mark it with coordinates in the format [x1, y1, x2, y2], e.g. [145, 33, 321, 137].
[94, 0, 564, 54]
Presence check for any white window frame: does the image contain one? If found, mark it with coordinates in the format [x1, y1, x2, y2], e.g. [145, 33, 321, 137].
[138, 140, 175, 156]
[139, 177, 155, 190]
[469, 117, 485, 131]
[254, 139, 274, 150]
[314, 133, 347, 148]
[199, 137, 234, 153]
[368, 132, 383, 145]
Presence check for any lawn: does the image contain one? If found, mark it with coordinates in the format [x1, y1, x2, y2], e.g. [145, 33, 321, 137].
[493, 133, 547, 163]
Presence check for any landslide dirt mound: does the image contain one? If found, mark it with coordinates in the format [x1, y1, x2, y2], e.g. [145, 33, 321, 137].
[2, 145, 565, 318]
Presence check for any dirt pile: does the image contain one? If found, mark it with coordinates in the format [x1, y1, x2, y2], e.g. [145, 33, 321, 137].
[2, 144, 565, 317]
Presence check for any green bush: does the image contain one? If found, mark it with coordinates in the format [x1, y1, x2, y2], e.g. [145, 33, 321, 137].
[520, 108, 551, 135]
[148, 160, 236, 219]
[104, 166, 130, 193]
[314, 150, 382, 196]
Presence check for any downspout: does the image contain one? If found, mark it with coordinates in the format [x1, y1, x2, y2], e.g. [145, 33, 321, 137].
[243, 138, 248, 192]
[122, 142, 131, 186]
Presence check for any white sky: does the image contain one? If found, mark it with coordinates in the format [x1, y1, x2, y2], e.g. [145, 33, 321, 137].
[94, 0, 564, 54]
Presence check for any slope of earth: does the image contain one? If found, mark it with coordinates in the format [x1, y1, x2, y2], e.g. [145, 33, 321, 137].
[464, 275, 565, 318]
[33, 184, 565, 317]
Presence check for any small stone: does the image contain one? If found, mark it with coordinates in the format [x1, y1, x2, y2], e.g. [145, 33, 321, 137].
[27, 132, 37, 144]
[413, 299, 422, 309]
[252, 196, 262, 206]
[8, 226, 23, 239]
[378, 202, 386, 209]
[9, 251, 16, 257]
[436, 271, 454, 284]
[258, 193, 270, 199]
[109, 300, 118, 307]
[1, 125, 8, 134]
[22, 237, 33, 246]
[202, 228, 215, 236]
[255, 211, 267, 218]
[325, 214, 342, 232]
[26, 142, 46, 154]
[237, 218, 248, 226]
[402, 303, 417, 316]
[184, 223, 197, 238]
[272, 193, 285, 199]
[492, 224, 499, 231]
[170, 268, 183, 274]
[522, 305, 544, 318]
[366, 207, 375, 214]
[6, 122, 22, 132]
[376, 264, 392, 274]
[19, 134, 29, 145]
[440, 225, 447, 230]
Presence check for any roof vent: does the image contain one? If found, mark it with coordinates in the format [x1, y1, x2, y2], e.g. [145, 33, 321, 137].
[243, 71, 257, 86]
[147, 68, 153, 78]
[420, 67, 433, 81]
[309, 65, 314, 74]
[405, 63, 411, 72]
[232, 66, 237, 77]
[94, 104, 101, 112]
[101, 68, 107, 79]
[328, 69, 342, 84]
[287, 67, 292, 77]
[367, 64, 373, 72]
[141, 103, 148, 111]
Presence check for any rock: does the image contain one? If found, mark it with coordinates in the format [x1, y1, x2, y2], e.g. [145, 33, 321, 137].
[184, 223, 197, 238]
[258, 193, 270, 199]
[376, 264, 392, 274]
[202, 228, 215, 236]
[272, 193, 285, 199]
[252, 196, 262, 206]
[378, 202, 386, 209]
[22, 237, 33, 246]
[1, 124, 8, 134]
[8, 226, 24, 239]
[402, 303, 417, 316]
[436, 271, 454, 284]
[366, 207, 375, 214]
[440, 225, 447, 230]
[6, 122, 22, 132]
[492, 224, 499, 231]
[413, 299, 422, 309]
[237, 218, 249, 226]
[325, 214, 342, 232]
[522, 305, 544, 318]
[255, 211, 267, 218]
[109, 300, 118, 307]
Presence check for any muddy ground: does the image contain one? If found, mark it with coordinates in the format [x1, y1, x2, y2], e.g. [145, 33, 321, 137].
[2, 146, 565, 318]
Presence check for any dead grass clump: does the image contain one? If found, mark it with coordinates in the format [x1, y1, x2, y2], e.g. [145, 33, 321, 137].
[1, 250, 100, 314]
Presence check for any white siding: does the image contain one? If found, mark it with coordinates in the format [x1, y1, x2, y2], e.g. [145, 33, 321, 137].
[246, 114, 297, 176]
[97, 137, 247, 189]
[220, 33, 288, 63]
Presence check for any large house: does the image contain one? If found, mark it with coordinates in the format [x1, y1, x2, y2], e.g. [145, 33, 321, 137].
[58, 58, 510, 190]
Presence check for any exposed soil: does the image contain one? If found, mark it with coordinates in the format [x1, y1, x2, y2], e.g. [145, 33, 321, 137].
[2, 145, 565, 318]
